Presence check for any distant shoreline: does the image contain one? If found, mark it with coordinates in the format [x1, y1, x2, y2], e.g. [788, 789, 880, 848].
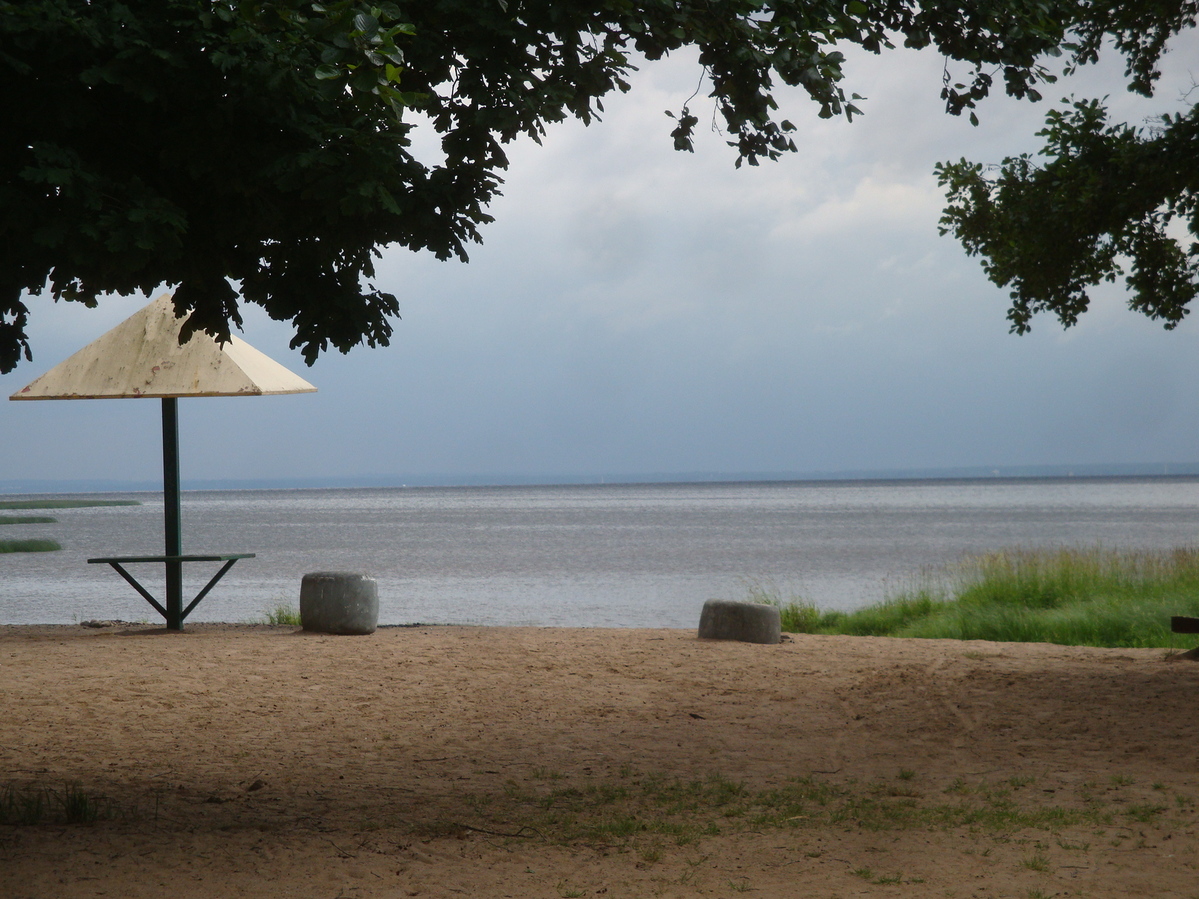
[5, 465, 1199, 495]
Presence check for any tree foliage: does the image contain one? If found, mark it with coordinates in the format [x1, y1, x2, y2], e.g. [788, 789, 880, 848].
[0, 0, 1178, 373]
[2, 0, 421, 372]
[937, 4, 1199, 334]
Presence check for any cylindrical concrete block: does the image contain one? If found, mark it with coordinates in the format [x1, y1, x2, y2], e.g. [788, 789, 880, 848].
[697, 599, 781, 644]
[300, 572, 378, 635]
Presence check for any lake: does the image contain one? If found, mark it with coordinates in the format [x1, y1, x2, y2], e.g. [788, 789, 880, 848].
[3, 477, 1199, 626]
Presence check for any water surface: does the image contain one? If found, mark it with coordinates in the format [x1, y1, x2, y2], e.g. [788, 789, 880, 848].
[3, 478, 1198, 626]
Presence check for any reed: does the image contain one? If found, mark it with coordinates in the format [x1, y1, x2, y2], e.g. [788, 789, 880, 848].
[768, 547, 1199, 648]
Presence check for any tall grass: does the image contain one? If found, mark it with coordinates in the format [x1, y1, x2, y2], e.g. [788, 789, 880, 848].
[762, 547, 1199, 648]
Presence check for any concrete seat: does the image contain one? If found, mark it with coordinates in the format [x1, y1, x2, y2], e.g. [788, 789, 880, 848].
[300, 572, 378, 635]
[697, 599, 781, 644]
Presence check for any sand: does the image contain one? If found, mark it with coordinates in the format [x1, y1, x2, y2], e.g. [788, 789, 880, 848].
[1, 623, 1196, 898]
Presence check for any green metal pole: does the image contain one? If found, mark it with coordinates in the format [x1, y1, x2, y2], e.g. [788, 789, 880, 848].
[162, 397, 183, 630]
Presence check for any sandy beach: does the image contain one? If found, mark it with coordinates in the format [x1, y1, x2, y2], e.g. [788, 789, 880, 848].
[1, 623, 1196, 898]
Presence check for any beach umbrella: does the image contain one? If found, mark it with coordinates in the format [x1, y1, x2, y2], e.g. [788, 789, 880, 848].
[9, 293, 317, 629]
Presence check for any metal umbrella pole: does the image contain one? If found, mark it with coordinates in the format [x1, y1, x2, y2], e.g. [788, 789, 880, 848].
[161, 397, 184, 630]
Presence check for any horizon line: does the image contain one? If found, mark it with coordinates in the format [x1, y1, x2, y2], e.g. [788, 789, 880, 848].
[3, 461, 1199, 494]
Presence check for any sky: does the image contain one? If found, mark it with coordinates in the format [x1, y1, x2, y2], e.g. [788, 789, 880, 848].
[3, 34, 1199, 489]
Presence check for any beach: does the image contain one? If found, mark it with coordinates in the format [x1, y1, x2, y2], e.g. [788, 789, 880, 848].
[1, 624, 1196, 897]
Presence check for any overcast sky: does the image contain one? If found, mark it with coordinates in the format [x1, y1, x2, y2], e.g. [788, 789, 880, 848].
[4, 35, 1199, 488]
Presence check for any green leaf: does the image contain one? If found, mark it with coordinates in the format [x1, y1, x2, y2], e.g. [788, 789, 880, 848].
[353, 12, 379, 37]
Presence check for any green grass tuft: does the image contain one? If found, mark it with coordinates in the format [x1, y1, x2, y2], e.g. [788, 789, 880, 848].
[758, 547, 1199, 648]
[0, 538, 61, 553]
[262, 602, 302, 626]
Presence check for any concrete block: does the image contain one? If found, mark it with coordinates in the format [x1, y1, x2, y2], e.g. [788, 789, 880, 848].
[698, 599, 781, 644]
[300, 572, 378, 635]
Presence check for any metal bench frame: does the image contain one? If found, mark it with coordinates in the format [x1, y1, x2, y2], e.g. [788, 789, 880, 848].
[84, 400, 255, 631]
[88, 553, 255, 630]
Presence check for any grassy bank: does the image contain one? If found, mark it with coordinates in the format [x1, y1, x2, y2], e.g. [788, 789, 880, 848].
[0, 515, 55, 525]
[766, 547, 1199, 648]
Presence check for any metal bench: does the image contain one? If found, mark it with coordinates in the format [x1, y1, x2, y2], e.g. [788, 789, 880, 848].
[1171, 616, 1199, 635]
[88, 554, 255, 630]
[1171, 617, 1199, 661]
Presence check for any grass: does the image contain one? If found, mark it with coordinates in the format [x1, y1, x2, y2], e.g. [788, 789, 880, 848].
[450, 771, 1122, 848]
[0, 499, 139, 510]
[0, 515, 56, 525]
[0, 783, 114, 825]
[0, 538, 61, 553]
[752, 546, 1199, 648]
[262, 602, 302, 626]
[1022, 852, 1051, 872]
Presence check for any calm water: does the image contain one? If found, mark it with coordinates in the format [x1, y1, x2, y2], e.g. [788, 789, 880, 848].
[3, 478, 1199, 627]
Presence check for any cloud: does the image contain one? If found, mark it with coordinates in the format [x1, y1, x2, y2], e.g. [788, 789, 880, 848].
[770, 171, 943, 242]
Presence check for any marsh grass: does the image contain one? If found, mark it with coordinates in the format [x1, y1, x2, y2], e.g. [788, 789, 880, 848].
[0, 783, 115, 825]
[0, 499, 139, 510]
[0, 538, 61, 553]
[760, 547, 1199, 648]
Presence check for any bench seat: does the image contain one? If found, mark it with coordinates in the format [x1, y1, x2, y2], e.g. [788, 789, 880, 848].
[88, 553, 255, 628]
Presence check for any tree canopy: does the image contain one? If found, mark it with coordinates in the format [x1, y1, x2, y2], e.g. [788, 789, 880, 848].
[936, 4, 1199, 334]
[2, 1, 1192, 375]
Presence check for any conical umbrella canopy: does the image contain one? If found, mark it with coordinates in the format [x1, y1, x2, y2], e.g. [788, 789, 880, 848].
[10, 293, 316, 400]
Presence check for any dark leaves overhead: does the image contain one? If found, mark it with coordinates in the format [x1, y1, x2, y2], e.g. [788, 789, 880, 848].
[938, 65, 1199, 334]
[1, 1, 1190, 372]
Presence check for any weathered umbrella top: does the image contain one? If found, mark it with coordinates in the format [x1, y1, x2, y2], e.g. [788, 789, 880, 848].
[10, 292, 316, 400]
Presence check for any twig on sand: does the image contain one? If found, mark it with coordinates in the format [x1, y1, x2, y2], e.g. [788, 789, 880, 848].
[325, 838, 357, 858]
[453, 823, 544, 839]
